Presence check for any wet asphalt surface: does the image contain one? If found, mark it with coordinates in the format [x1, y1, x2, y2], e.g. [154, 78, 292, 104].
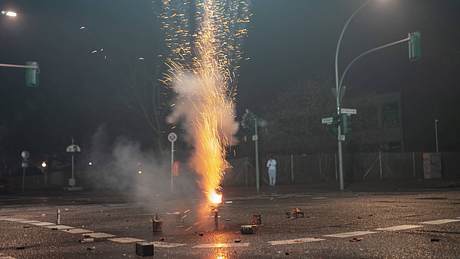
[1, 187, 460, 258]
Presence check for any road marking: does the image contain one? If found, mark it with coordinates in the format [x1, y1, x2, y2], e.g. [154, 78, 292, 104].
[268, 237, 324, 246]
[16, 220, 42, 224]
[376, 225, 422, 231]
[0, 218, 24, 222]
[84, 232, 116, 239]
[62, 228, 93, 234]
[312, 197, 327, 200]
[151, 241, 186, 248]
[193, 243, 250, 249]
[420, 219, 460, 225]
[324, 231, 376, 238]
[0, 256, 16, 259]
[30, 222, 55, 226]
[109, 237, 145, 244]
[45, 225, 74, 230]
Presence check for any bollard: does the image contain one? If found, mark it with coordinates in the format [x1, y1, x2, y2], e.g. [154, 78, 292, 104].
[56, 208, 61, 225]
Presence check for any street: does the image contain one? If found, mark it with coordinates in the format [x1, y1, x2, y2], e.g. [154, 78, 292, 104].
[1, 188, 460, 258]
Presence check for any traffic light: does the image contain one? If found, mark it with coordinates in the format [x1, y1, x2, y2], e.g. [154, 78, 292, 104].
[25, 61, 39, 87]
[340, 114, 351, 135]
[408, 32, 421, 61]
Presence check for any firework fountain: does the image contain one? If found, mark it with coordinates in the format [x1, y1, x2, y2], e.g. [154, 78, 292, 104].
[161, 0, 251, 218]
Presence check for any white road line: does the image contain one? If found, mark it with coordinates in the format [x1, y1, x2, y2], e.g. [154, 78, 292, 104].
[109, 237, 145, 244]
[0, 256, 16, 259]
[193, 243, 250, 249]
[420, 219, 460, 225]
[30, 222, 55, 226]
[324, 231, 376, 238]
[16, 220, 42, 224]
[152, 241, 187, 248]
[268, 237, 324, 246]
[45, 225, 74, 230]
[83, 232, 116, 239]
[0, 218, 24, 222]
[376, 225, 422, 231]
[62, 228, 93, 234]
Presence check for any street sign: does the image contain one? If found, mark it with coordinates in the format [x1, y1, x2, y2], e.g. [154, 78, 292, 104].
[252, 134, 258, 141]
[340, 108, 357, 115]
[338, 135, 346, 141]
[168, 132, 177, 143]
[321, 117, 334, 125]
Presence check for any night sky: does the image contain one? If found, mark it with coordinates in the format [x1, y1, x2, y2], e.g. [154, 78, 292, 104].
[0, 0, 459, 158]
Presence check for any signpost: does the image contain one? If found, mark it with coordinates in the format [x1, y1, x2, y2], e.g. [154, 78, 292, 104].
[66, 139, 81, 188]
[168, 132, 177, 193]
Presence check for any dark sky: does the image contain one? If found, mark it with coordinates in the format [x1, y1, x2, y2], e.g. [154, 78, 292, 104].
[0, 0, 459, 155]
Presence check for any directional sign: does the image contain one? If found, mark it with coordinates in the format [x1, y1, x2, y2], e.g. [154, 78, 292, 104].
[168, 132, 178, 143]
[341, 108, 357, 115]
[321, 117, 334, 125]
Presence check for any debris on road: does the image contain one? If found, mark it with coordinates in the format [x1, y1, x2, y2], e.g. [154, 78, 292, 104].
[349, 237, 363, 242]
[15, 246, 25, 250]
[152, 214, 163, 233]
[430, 238, 440, 242]
[241, 225, 256, 234]
[79, 238, 95, 243]
[86, 246, 96, 251]
[135, 242, 154, 257]
[251, 214, 262, 225]
[234, 239, 241, 243]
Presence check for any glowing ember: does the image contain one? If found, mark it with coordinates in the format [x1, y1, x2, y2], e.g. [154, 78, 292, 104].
[209, 190, 223, 205]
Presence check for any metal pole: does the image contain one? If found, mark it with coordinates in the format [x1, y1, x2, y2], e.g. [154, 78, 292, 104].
[170, 141, 174, 192]
[334, 153, 338, 181]
[379, 151, 383, 180]
[334, 0, 370, 191]
[22, 167, 26, 192]
[435, 119, 439, 152]
[290, 154, 294, 184]
[255, 118, 260, 193]
[71, 154, 75, 182]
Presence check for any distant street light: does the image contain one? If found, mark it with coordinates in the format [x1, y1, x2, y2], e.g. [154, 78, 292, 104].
[41, 161, 47, 168]
[1, 10, 17, 17]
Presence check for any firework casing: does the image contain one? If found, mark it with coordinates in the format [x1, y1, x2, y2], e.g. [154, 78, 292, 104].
[135, 242, 154, 256]
[214, 209, 219, 230]
[240, 225, 256, 235]
[152, 219, 163, 233]
[251, 214, 262, 225]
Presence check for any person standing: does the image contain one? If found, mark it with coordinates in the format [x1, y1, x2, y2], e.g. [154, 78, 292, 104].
[266, 156, 277, 186]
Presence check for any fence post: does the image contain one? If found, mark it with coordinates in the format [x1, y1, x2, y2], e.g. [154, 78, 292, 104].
[290, 154, 294, 184]
[379, 151, 383, 180]
[412, 152, 416, 178]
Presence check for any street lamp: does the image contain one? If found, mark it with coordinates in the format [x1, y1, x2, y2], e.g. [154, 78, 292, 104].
[1, 10, 17, 18]
[334, 0, 371, 191]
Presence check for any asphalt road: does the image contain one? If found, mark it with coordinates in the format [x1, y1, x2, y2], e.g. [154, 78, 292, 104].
[1, 188, 460, 258]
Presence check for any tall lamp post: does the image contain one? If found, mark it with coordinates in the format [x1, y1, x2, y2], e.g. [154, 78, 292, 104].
[334, 0, 371, 191]
[334, 1, 421, 191]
